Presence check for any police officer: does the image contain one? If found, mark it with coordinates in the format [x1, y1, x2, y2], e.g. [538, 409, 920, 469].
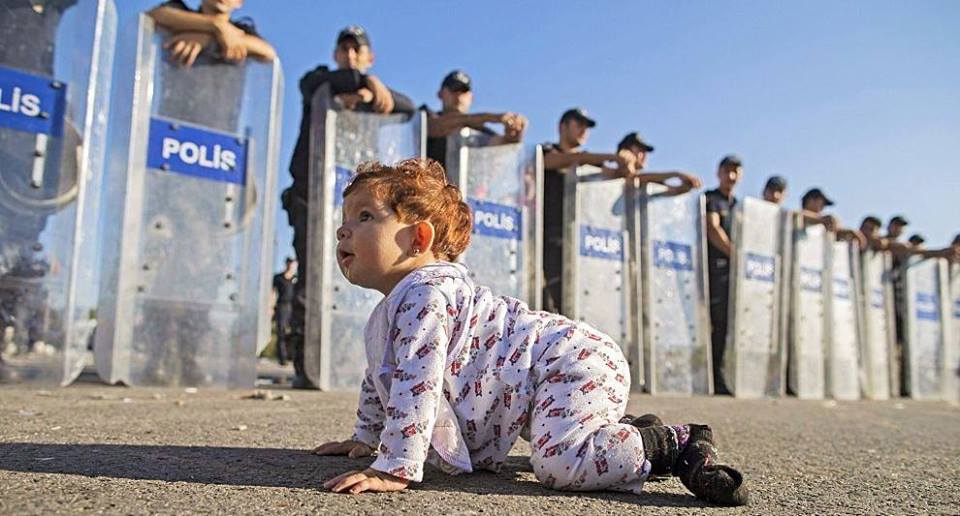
[859, 215, 885, 250]
[762, 175, 787, 205]
[284, 26, 415, 388]
[540, 108, 635, 314]
[272, 257, 297, 367]
[616, 132, 701, 193]
[422, 70, 527, 168]
[799, 188, 865, 248]
[704, 155, 743, 395]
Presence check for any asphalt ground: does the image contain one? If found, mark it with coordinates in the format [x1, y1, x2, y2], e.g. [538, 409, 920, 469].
[1, 381, 958, 515]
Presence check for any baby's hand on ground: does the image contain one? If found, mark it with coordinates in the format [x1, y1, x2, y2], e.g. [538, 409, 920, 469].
[312, 440, 373, 458]
[324, 467, 410, 494]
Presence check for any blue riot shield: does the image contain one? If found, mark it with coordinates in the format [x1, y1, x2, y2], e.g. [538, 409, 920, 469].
[95, 15, 283, 387]
[826, 239, 862, 400]
[788, 222, 830, 399]
[725, 197, 786, 398]
[446, 133, 542, 306]
[638, 184, 711, 396]
[304, 88, 425, 390]
[561, 167, 638, 389]
[0, 0, 116, 385]
[902, 257, 949, 400]
[859, 250, 895, 400]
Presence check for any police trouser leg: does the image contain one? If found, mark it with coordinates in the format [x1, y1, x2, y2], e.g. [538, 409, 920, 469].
[709, 272, 731, 395]
[283, 189, 315, 388]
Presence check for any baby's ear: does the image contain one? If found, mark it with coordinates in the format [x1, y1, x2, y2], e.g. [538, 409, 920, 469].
[413, 221, 436, 254]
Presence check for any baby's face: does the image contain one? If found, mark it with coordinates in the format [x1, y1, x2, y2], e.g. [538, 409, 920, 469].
[336, 188, 416, 294]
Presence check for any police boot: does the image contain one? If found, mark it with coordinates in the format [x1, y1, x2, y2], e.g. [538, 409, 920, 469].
[637, 424, 749, 506]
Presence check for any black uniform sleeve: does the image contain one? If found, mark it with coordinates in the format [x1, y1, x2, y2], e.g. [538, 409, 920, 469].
[299, 66, 368, 100]
[388, 89, 416, 115]
[704, 191, 721, 214]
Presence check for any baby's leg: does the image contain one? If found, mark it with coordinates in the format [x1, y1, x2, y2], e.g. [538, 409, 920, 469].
[528, 335, 649, 494]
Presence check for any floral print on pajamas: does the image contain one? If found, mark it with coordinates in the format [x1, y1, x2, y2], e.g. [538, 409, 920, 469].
[350, 262, 650, 493]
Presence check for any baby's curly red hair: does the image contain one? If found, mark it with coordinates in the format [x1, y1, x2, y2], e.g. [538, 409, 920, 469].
[342, 158, 473, 261]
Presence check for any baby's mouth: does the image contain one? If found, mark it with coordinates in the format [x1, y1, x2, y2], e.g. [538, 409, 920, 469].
[337, 249, 354, 265]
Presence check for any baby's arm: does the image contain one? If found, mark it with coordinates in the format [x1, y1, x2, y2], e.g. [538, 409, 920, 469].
[326, 285, 451, 493]
[313, 374, 383, 457]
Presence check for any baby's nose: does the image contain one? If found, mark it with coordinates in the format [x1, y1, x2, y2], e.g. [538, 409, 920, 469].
[336, 226, 349, 241]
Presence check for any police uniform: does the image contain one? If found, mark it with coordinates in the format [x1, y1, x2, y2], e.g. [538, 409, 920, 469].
[704, 188, 737, 394]
[422, 105, 495, 169]
[540, 143, 567, 314]
[283, 28, 415, 388]
[272, 271, 296, 365]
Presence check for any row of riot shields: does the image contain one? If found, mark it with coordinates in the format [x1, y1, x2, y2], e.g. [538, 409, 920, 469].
[1, 6, 285, 387]
[562, 169, 712, 395]
[724, 198, 958, 400]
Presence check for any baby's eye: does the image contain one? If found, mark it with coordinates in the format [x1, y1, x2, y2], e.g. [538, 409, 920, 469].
[358, 210, 373, 221]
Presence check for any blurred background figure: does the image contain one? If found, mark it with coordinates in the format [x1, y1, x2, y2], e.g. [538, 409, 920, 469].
[907, 234, 925, 249]
[272, 257, 297, 367]
[540, 108, 635, 314]
[762, 175, 787, 205]
[422, 69, 528, 168]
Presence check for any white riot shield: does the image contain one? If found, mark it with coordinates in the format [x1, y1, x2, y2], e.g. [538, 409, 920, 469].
[95, 15, 283, 387]
[725, 198, 785, 398]
[446, 136, 542, 307]
[902, 257, 948, 400]
[946, 263, 960, 401]
[826, 240, 861, 400]
[859, 250, 895, 400]
[562, 167, 638, 388]
[638, 185, 711, 396]
[788, 223, 830, 399]
[305, 88, 425, 390]
[0, 0, 116, 385]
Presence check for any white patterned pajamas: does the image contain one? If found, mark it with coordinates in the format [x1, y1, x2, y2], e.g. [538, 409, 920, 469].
[350, 262, 650, 493]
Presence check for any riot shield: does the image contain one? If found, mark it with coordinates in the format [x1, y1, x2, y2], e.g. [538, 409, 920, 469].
[561, 167, 638, 389]
[859, 250, 895, 400]
[0, 0, 116, 385]
[446, 135, 542, 307]
[826, 239, 861, 400]
[902, 257, 948, 400]
[788, 222, 830, 399]
[95, 15, 283, 387]
[725, 197, 785, 398]
[305, 88, 425, 390]
[638, 184, 711, 396]
[946, 263, 960, 401]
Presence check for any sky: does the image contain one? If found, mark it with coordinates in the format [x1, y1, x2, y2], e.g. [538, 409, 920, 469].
[117, 0, 960, 271]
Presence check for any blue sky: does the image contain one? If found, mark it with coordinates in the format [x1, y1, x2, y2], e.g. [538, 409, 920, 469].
[119, 1, 960, 271]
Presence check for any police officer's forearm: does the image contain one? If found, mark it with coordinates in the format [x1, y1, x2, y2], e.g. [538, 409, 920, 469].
[427, 113, 498, 137]
[148, 6, 221, 35]
[706, 224, 732, 257]
[243, 34, 276, 61]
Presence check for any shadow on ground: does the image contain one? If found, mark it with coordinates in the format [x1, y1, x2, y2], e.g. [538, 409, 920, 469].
[0, 443, 704, 507]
